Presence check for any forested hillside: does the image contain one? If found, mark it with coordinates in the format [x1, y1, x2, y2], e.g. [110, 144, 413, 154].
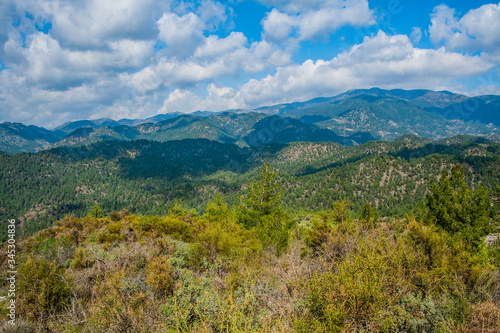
[0, 162, 499, 332]
[1, 135, 499, 240]
[0, 122, 65, 153]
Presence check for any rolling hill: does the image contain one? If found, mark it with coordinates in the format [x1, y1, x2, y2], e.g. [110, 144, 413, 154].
[1, 134, 499, 239]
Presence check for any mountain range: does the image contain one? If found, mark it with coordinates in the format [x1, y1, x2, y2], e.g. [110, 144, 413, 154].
[1, 88, 499, 154]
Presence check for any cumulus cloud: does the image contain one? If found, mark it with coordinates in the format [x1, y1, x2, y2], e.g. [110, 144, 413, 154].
[198, 84, 243, 111]
[197, 0, 228, 31]
[192, 31, 493, 109]
[159, 89, 202, 114]
[429, 3, 500, 53]
[42, 0, 166, 49]
[123, 35, 292, 92]
[3, 31, 154, 90]
[194, 32, 247, 58]
[0, 0, 290, 127]
[258, 0, 344, 13]
[261, 0, 375, 41]
[0, 0, 498, 128]
[157, 12, 205, 58]
[0, 68, 127, 127]
[261, 9, 296, 42]
[297, 0, 375, 40]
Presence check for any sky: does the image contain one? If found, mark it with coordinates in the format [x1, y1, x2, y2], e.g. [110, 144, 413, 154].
[0, 0, 499, 128]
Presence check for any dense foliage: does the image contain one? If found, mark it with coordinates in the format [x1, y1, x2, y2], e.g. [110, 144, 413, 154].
[0, 163, 499, 331]
[1, 135, 500, 241]
[426, 164, 493, 246]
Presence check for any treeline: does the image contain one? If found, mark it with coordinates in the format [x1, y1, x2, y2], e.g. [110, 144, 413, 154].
[0, 163, 499, 331]
[1, 136, 499, 241]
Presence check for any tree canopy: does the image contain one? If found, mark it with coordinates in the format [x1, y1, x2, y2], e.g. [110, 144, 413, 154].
[426, 164, 492, 246]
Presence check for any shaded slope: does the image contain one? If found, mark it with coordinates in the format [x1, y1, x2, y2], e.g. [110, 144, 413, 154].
[243, 116, 376, 146]
[0, 122, 65, 153]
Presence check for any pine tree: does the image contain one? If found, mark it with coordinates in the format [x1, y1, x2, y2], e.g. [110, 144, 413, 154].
[205, 193, 229, 223]
[238, 163, 292, 253]
[359, 202, 379, 228]
[426, 164, 492, 246]
[88, 205, 103, 219]
[238, 163, 283, 228]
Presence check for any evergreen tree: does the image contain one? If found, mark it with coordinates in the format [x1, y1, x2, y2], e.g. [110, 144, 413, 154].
[238, 163, 284, 228]
[205, 193, 230, 223]
[88, 205, 103, 219]
[426, 164, 492, 246]
[359, 202, 379, 228]
[493, 185, 500, 227]
[238, 163, 292, 253]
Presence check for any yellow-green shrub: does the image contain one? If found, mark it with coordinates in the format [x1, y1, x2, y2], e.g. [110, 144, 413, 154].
[97, 220, 125, 244]
[17, 256, 72, 322]
[192, 217, 262, 266]
[135, 215, 190, 241]
[71, 246, 94, 269]
[146, 255, 174, 297]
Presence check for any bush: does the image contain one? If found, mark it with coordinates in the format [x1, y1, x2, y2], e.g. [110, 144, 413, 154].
[146, 255, 174, 297]
[17, 256, 72, 322]
[135, 215, 190, 240]
[71, 246, 95, 269]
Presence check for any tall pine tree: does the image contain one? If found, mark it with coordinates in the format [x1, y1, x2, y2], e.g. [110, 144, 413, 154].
[238, 163, 293, 253]
[426, 164, 492, 246]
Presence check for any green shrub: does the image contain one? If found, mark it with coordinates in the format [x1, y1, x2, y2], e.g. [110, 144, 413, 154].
[146, 255, 174, 297]
[17, 256, 72, 322]
[71, 246, 94, 269]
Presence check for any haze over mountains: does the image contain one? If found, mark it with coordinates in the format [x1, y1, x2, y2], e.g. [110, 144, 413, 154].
[1, 88, 499, 154]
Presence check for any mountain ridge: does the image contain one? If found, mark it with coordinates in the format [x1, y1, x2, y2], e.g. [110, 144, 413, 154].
[1, 88, 499, 153]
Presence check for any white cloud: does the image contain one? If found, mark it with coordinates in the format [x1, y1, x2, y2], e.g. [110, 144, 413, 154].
[159, 85, 243, 115]
[193, 31, 493, 109]
[197, 0, 228, 31]
[461, 3, 500, 50]
[297, 0, 375, 40]
[194, 32, 247, 58]
[198, 84, 243, 111]
[258, 0, 342, 13]
[0, 68, 127, 127]
[410, 27, 422, 45]
[122, 67, 162, 94]
[429, 3, 500, 53]
[107, 39, 155, 68]
[157, 12, 205, 58]
[260, 0, 375, 41]
[1, 0, 498, 129]
[3, 32, 154, 89]
[243, 40, 292, 71]
[33, 0, 163, 49]
[429, 5, 470, 51]
[159, 89, 202, 114]
[261, 9, 296, 42]
[123, 35, 292, 92]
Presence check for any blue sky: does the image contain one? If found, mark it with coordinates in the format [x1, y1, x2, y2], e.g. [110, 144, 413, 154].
[0, 0, 499, 128]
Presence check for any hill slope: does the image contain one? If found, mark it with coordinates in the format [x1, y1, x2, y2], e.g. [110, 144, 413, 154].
[1, 135, 499, 239]
[0, 122, 65, 153]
